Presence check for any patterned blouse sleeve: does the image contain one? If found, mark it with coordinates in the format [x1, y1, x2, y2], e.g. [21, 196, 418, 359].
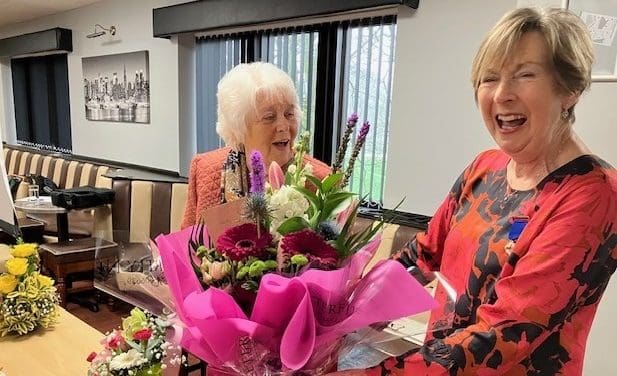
[371, 178, 617, 375]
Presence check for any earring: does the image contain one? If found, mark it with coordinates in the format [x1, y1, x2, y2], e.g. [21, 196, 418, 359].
[561, 109, 569, 120]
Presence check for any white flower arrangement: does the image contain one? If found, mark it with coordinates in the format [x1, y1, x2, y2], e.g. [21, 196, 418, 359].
[87, 308, 180, 376]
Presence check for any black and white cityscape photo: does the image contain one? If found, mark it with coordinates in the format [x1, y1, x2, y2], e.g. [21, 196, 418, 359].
[82, 50, 150, 124]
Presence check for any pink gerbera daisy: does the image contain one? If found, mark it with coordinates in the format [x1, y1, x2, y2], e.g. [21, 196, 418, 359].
[280, 229, 339, 268]
[216, 223, 273, 261]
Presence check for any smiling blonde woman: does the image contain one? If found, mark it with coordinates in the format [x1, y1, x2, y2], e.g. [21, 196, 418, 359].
[330, 7, 616, 376]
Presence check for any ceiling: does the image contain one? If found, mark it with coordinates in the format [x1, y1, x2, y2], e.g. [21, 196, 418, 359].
[0, 0, 103, 28]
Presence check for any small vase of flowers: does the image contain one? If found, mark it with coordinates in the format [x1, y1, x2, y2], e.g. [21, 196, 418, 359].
[0, 242, 59, 336]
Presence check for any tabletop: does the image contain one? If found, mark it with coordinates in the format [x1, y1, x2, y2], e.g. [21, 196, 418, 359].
[0, 307, 102, 375]
[14, 196, 67, 214]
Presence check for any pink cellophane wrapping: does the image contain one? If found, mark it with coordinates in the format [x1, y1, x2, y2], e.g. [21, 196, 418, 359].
[155, 225, 436, 372]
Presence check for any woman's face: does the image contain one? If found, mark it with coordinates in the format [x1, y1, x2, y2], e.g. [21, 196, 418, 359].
[244, 93, 299, 168]
[477, 31, 577, 164]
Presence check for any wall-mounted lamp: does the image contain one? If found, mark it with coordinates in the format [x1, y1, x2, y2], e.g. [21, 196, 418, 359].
[86, 24, 117, 38]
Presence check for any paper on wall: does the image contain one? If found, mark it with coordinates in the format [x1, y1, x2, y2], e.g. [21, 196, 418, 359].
[581, 11, 617, 47]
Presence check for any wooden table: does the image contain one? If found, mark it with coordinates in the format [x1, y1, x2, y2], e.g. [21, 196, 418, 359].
[0, 307, 102, 375]
[39, 237, 116, 307]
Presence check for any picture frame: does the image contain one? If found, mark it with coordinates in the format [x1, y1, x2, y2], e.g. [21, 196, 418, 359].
[82, 50, 151, 123]
[564, 0, 617, 81]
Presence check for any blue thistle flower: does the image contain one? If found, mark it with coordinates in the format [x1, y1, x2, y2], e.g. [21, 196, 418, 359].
[316, 220, 341, 241]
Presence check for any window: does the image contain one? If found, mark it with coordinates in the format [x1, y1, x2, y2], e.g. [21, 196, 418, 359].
[11, 54, 72, 153]
[195, 16, 397, 206]
[340, 19, 397, 208]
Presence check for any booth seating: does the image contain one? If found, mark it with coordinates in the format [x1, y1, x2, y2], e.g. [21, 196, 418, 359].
[109, 176, 188, 243]
[3, 143, 115, 239]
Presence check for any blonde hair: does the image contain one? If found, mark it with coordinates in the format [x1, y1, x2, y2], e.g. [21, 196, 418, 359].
[470, 7, 594, 122]
[216, 62, 301, 148]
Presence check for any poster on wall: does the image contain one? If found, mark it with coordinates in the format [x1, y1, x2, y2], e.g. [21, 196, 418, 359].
[566, 0, 617, 81]
[82, 50, 150, 123]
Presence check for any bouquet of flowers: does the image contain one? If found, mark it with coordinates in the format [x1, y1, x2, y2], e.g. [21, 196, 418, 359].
[0, 242, 59, 336]
[87, 307, 180, 376]
[153, 114, 438, 374]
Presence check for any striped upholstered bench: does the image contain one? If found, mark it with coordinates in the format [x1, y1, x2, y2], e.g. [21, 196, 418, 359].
[3, 143, 115, 239]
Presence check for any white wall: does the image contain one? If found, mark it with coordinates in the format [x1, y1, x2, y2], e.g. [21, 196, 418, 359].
[0, 0, 192, 172]
[385, 1, 510, 215]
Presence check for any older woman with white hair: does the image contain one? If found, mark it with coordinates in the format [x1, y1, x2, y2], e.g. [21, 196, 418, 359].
[181, 62, 330, 228]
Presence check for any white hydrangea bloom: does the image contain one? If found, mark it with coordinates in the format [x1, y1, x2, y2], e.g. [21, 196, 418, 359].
[269, 185, 310, 235]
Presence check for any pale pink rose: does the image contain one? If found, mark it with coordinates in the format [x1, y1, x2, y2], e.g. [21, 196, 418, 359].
[209, 261, 231, 281]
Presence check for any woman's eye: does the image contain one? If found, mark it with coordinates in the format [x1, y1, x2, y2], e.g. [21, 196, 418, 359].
[284, 112, 295, 119]
[517, 72, 535, 78]
[262, 114, 276, 122]
[481, 76, 498, 83]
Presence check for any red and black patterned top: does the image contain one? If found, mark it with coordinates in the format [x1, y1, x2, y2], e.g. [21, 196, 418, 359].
[371, 149, 617, 376]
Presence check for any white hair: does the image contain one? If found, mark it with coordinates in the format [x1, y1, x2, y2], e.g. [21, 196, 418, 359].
[215, 62, 301, 148]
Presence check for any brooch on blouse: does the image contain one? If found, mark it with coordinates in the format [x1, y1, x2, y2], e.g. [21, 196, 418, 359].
[505, 216, 528, 255]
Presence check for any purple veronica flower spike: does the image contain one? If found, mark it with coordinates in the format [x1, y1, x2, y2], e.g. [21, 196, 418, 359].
[357, 121, 370, 144]
[348, 113, 359, 126]
[332, 113, 360, 173]
[342, 121, 371, 188]
[249, 150, 266, 195]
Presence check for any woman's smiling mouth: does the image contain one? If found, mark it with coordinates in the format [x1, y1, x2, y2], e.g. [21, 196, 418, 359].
[496, 113, 527, 132]
[272, 139, 290, 149]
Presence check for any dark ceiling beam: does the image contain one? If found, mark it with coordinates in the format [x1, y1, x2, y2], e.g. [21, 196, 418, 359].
[0, 28, 72, 58]
[153, 0, 418, 38]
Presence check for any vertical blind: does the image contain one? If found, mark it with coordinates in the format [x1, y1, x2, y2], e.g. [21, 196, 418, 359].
[195, 16, 396, 205]
[341, 19, 397, 207]
[11, 54, 72, 153]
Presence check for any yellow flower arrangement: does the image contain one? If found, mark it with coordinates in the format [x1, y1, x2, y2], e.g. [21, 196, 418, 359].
[5, 258, 28, 276]
[0, 242, 59, 336]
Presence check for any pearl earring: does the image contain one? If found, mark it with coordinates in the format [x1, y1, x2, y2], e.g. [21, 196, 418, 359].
[561, 109, 569, 120]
